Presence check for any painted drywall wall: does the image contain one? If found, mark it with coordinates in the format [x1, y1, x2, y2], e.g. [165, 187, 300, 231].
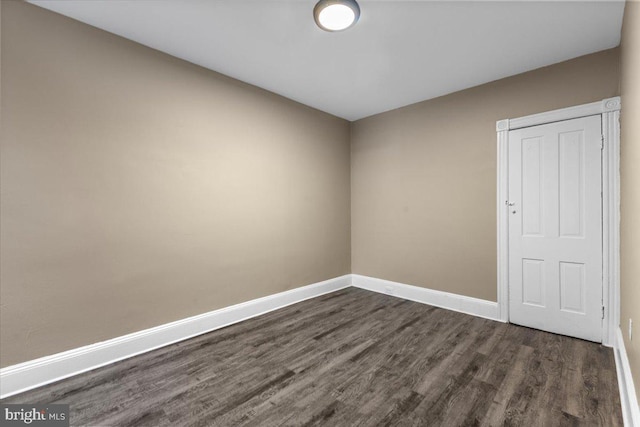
[0, 1, 351, 367]
[351, 49, 620, 302]
[620, 0, 640, 401]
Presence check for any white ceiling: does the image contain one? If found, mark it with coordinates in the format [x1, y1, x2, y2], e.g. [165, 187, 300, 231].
[29, 1, 625, 121]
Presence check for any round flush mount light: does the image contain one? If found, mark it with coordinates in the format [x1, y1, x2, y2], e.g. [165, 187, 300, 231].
[313, 0, 360, 32]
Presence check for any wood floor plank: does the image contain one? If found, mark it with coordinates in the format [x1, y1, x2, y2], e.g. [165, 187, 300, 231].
[1, 288, 623, 426]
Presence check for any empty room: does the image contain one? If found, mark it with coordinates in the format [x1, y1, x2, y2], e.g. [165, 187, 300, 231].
[1, 0, 639, 425]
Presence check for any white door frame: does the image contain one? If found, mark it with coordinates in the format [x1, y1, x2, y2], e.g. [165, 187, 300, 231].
[496, 96, 621, 346]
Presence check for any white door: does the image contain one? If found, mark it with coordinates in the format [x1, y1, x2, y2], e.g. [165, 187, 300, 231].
[508, 115, 603, 342]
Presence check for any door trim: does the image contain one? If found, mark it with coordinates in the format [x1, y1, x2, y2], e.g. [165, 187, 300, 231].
[496, 96, 621, 346]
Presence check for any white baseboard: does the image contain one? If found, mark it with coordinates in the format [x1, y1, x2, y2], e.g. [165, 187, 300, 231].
[0, 275, 351, 399]
[0, 274, 507, 399]
[351, 274, 502, 322]
[615, 327, 640, 426]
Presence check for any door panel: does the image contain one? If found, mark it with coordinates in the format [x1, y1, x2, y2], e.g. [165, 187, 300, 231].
[559, 131, 585, 237]
[522, 258, 545, 307]
[522, 137, 544, 236]
[559, 261, 585, 313]
[508, 115, 602, 342]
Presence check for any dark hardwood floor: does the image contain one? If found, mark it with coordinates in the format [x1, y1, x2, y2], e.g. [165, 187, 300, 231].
[3, 288, 622, 426]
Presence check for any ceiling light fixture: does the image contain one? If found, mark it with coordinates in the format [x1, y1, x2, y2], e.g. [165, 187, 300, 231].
[313, 0, 360, 32]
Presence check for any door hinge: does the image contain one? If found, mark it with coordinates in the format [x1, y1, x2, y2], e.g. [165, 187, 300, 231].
[601, 135, 605, 150]
[602, 306, 605, 320]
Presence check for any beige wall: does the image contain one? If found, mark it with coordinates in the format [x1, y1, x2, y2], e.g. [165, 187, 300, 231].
[351, 48, 620, 302]
[0, 1, 351, 367]
[620, 0, 640, 401]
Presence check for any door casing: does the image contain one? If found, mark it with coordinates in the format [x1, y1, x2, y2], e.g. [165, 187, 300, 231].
[496, 97, 621, 346]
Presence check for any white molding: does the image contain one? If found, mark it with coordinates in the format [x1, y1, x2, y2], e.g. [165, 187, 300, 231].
[352, 274, 502, 322]
[1, 273, 505, 399]
[615, 327, 640, 426]
[602, 109, 621, 347]
[603, 97, 622, 112]
[7, 268, 624, 403]
[496, 97, 621, 345]
[496, 119, 509, 132]
[503, 96, 621, 130]
[0, 275, 352, 399]
[497, 125, 510, 323]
